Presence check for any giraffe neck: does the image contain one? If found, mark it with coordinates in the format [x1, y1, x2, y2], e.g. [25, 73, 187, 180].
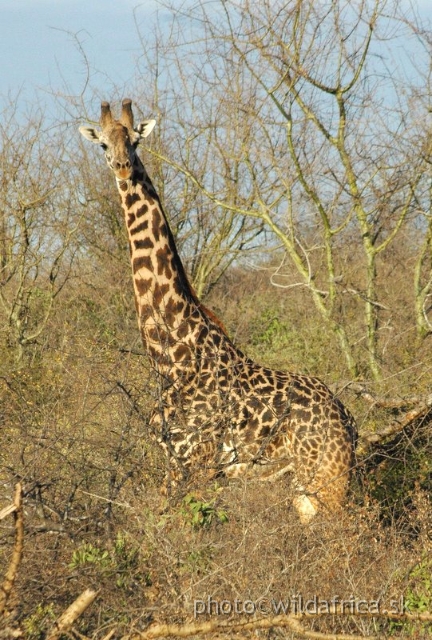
[117, 155, 223, 377]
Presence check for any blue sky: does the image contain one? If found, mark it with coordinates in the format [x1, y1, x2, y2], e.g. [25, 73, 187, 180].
[0, 0, 176, 112]
[1, 0, 432, 117]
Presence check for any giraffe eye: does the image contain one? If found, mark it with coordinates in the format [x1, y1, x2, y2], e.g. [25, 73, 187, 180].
[100, 143, 108, 150]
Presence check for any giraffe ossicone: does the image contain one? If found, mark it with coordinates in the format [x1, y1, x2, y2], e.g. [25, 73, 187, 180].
[79, 98, 357, 523]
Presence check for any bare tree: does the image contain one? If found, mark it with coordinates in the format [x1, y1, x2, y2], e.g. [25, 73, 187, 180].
[0, 104, 82, 364]
[132, 18, 268, 299]
[133, 0, 432, 380]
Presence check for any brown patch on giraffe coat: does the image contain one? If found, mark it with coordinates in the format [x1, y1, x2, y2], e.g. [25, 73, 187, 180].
[143, 189, 156, 203]
[261, 409, 274, 423]
[294, 394, 312, 408]
[295, 409, 311, 423]
[173, 278, 193, 298]
[139, 304, 153, 322]
[156, 247, 173, 279]
[136, 204, 149, 218]
[260, 384, 277, 395]
[125, 193, 141, 208]
[135, 278, 152, 296]
[130, 220, 149, 235]
[196, 325, 209, 345]
[176, 320, 189, 339]
[173, 344, 191, 362]
[247, 417, 260, 432]
[152, 210, 162, 241]
[159, 222, 168, 237]
[211, 332, 222, 348]
[148, 326, 176, 347]
[153, 283, 170, 307]
[133, 255, 152, 273]
[134, 237, 154, 250]
[165, 297, 186, 327]
[247, 397, 262, 411]
[148, 346, 171, 366]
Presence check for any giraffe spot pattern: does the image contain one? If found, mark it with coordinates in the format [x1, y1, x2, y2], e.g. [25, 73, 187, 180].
[83, 102, 357, 523]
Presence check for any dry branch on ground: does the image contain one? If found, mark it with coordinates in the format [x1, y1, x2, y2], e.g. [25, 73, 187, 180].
[0, 483, 23, 620]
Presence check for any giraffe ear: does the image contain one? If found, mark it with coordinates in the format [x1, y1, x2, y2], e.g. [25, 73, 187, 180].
[135, 119, 156, 139]
[79, 126, 101, 143]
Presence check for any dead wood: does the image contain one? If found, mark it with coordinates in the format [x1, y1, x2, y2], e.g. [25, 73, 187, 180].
[46, 588, 99, 640]
[0, 483, 24, 620]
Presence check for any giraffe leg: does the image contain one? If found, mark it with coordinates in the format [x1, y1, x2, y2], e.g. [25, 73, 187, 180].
[292, 493, 318, 524]
[293, 473, 349, 522]
[316, 474, 349, 518]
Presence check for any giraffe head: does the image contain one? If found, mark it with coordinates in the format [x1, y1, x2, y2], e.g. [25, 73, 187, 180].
[79, 99, 156, 181]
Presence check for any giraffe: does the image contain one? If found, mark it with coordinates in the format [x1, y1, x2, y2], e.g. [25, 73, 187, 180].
[79, 99, 357, 523]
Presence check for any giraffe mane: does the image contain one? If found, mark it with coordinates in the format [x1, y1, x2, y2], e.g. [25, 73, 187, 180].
[164, 222, 229, 335]
[198, 302, 229, 335]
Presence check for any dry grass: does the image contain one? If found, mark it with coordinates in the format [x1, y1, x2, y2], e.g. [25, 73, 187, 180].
[2, 445, 431, 638]
[1, 266, 431, 639]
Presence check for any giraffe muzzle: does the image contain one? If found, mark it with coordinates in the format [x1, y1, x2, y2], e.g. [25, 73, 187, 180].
[114, 161, 133, 180]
